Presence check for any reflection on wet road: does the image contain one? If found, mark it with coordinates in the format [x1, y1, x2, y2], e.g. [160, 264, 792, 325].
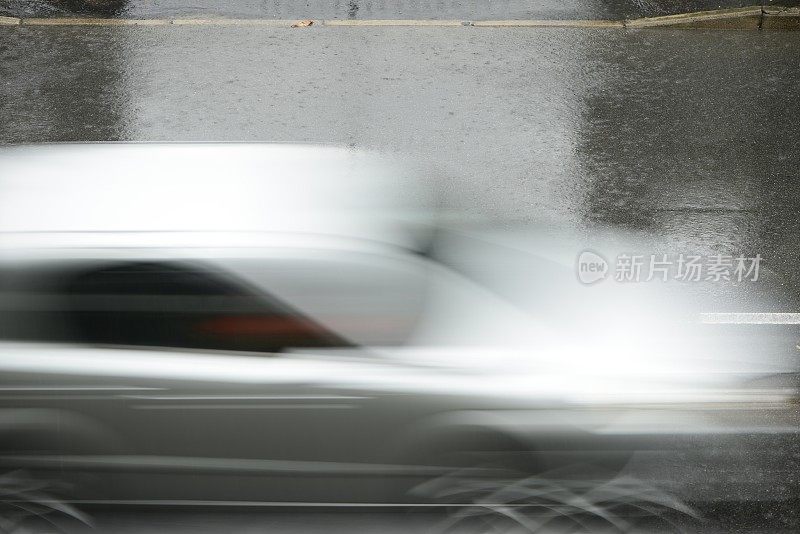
[1, 10, 800, 534]
[2, 25, 799, 304]
[19, 508, 800, 534]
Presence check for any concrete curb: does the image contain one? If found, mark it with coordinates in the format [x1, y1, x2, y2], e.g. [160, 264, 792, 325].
[763, 5, 800, 14]
[625, 6, 762, 29]
[762, 6, 800, 29]
[473, 19, 622, 27]
[323, 19, 463, 26]
[3, 5, 800, 30]
[172, 18, 300, 26]
[21, 17, 169, 25]
[8, 17, 623, 28]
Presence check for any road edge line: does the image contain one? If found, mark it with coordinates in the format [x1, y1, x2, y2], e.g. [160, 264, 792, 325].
[700, 312, 800, 325]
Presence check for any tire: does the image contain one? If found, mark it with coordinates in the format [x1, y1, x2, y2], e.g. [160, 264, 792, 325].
[403, 436, 705, 534]
[0, 469, 90, 534]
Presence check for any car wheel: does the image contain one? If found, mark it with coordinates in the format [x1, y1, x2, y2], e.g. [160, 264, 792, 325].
[0, 469, 90, 534]
[407, 446, 705, 534]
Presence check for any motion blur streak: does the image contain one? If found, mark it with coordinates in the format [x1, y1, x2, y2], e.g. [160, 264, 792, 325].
[0, 144, 797, 534]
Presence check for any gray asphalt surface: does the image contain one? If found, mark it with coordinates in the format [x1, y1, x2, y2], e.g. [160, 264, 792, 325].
[1, 9, 800, 534]
[2, 24, 800, 304]
[1, 0, 797, 20]
[18, 506, 800, 534]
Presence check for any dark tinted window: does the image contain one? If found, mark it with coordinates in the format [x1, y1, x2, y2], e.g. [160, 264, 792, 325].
[0, 262, 351, 353]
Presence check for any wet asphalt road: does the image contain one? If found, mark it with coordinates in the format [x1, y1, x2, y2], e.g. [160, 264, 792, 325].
[1, 0, 798, 20]
[1, 11, 800, 534]
[2, 24, 800, 305]
[19, 506, 800, 534]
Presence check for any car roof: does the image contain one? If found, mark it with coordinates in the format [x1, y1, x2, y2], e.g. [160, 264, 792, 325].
[0, 143, 428, 251]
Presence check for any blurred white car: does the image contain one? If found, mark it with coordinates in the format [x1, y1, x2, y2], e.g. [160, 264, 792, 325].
[0, 144, 795, 531]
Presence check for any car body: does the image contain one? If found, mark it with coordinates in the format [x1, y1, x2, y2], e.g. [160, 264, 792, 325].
[0, 144, 795, 513]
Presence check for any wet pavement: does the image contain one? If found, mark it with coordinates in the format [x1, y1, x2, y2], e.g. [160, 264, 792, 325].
[1, 8, 800, 534]
[2, 24, 800, 306]
[15, 506, 800, 534]
[0, 0, 798, 20]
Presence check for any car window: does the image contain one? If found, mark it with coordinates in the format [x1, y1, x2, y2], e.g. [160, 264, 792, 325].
[222, 250, 541, 348]
[223, 254, 429, 347]
[0, 261, 352, 353]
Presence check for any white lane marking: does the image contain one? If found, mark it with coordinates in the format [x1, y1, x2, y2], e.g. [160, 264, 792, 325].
[700, 313, 800, 324]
